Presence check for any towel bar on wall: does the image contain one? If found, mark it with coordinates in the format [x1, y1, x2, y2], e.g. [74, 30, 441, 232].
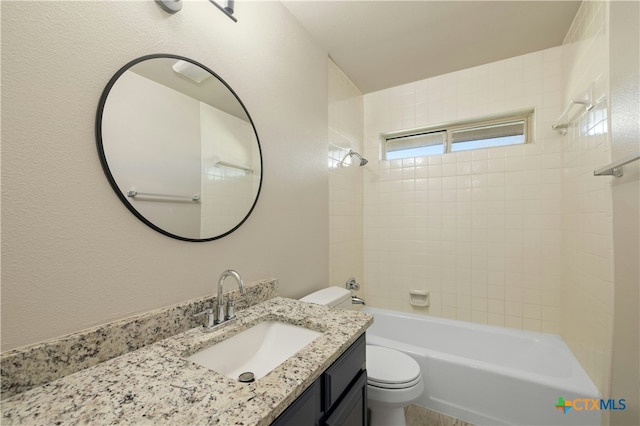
[126, 190, 200, 202]
[214, 160, 253, 173]
[552, 85, 595, 135]
[593, 153, 640, 178]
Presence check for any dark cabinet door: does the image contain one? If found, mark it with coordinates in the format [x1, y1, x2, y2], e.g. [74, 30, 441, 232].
[321, 370, 367, 426]
[271, 334, 367, 426]
[271, 379, 321, 426]
[324, 335, 366, 408]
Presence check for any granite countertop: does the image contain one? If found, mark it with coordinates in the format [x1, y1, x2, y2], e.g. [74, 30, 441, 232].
[1, 297, 373, 425]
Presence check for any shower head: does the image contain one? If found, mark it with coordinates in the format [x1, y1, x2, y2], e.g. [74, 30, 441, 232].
[355, 153, 368, 166]
[341, 150, 368, 167]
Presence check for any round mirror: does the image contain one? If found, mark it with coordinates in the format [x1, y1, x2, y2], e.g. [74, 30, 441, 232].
[96, 54, 262, 242]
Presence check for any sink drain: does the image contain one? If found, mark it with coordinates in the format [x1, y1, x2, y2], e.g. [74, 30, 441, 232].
[238, 372, 255, 383]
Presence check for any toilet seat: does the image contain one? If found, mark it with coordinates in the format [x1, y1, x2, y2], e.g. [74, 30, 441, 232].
[366, 345, 422, 389]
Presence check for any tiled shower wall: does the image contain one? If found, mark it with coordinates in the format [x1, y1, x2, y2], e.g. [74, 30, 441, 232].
[561, 0, 613, 399]
[328, 0, 615, 401]
[328, 60, 364, 287]
[329, 1, 616, 400]
[362, 47, 566, 332]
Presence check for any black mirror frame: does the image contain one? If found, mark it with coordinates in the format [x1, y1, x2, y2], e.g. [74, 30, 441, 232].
[95, 53, 263, 242]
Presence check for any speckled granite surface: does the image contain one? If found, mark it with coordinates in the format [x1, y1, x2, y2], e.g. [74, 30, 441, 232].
[1, 279, 278, 400]
[1, 297, 373, 425]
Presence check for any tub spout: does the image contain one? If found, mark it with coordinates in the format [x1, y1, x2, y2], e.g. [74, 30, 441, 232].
[351, 295, 366, 305]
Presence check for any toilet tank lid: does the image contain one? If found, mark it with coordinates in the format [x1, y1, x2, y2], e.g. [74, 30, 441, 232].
[300, 286, 351, 306]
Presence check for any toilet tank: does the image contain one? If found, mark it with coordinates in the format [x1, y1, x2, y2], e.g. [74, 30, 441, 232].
[300, 286, 353, 310]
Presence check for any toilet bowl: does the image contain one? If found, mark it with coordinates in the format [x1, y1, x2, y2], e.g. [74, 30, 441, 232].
[300, 286, 424, 426]
[366, 345, 424, 426]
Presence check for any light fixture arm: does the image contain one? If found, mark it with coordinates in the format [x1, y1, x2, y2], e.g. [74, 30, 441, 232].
[209, 0, 238, 22]
[155, 0, 237, 23]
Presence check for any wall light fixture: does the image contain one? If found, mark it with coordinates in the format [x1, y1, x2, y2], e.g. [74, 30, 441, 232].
[155, 0, 237, 23]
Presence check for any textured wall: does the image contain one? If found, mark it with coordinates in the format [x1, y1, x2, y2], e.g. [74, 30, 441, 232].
[1, 1, 329, 351]
[608, 1, 640, 423]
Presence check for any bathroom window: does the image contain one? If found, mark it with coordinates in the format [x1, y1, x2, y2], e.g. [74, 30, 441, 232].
[382, 110, 533, 160]
[386, 131, 447, 158]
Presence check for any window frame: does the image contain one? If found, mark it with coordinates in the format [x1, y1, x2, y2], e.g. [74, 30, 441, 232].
[381, 110, 534, 160]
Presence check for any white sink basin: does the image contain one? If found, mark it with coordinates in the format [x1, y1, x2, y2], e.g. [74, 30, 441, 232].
[186, 321, 322, 381]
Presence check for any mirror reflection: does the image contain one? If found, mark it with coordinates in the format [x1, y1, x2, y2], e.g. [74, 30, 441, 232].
[96, 55, 262, 241]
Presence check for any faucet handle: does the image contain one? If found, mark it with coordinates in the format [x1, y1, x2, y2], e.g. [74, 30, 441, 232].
[194, 308, 215, 329]
[224, 299, 236, 321]
[345, 277, 360, 291]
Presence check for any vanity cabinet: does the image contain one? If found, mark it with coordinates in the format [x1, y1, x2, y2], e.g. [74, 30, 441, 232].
[271, 334, 367, 426]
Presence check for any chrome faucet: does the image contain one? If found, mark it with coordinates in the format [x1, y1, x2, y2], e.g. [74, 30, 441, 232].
[216, 269, 245, 324]
[345, 277, 365, 304]
[351, 295, 366, 305]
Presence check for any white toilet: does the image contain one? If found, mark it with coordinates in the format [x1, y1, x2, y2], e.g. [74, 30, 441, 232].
[300, 287, 424, 426]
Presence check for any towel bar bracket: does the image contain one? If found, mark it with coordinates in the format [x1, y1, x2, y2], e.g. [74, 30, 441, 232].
[594, 167, 624, 178]
[593, 153, 640, 178]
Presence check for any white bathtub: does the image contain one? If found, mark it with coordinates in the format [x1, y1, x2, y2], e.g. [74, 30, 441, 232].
[363, 307, 601, 426]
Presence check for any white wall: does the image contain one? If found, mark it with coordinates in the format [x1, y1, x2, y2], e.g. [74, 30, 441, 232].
[608, 1, 640, 423]
[1, 0, 329, 351]
[103, 70, 202, 238]
[200, 102, 259, 237]
[328, 60, 364, 287]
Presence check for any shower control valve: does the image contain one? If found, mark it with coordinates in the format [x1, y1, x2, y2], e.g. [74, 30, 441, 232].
[345, 277, 360, 291]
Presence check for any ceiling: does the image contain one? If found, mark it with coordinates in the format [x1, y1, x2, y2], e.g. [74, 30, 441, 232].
[131, 57, 249, 121]
[283, 1, 581, 93]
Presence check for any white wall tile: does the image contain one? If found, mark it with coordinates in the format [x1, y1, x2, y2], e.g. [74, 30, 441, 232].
[563, 1, 613, 397]
[363, 46, 564, 332]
